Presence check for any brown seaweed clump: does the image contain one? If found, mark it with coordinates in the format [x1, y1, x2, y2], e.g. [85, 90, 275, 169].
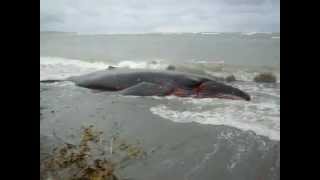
[41, 125, 117, 180]
[41, 125, 146, 180]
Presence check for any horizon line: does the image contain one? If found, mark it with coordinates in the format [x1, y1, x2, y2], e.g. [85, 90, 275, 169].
[40, 31, 280, 35]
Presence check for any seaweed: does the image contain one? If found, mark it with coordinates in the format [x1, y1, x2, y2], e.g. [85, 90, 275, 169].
[41, 125, 146, 180]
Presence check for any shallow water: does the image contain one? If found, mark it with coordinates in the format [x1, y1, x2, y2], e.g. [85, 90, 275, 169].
[40, 82, 279, 180]
[40, 56, 280, 140]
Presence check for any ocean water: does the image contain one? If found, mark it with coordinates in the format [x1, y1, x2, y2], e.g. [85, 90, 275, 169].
[40, 32, 280, 180]
[40, 32, 280, 67]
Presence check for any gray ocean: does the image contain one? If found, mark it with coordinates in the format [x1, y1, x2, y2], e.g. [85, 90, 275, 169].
[40, 32, 280, 180]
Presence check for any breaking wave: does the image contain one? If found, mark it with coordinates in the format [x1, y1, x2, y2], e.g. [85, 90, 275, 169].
[40, 56, 280, 82]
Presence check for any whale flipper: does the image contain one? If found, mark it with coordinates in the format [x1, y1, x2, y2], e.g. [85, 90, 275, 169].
[120, 82, 173, 96]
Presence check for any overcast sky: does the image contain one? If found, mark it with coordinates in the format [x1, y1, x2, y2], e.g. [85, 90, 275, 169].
[40, 0, 280, 34]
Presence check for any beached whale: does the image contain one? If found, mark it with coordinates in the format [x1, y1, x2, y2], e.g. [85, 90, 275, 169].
[41, 70, 251, 101]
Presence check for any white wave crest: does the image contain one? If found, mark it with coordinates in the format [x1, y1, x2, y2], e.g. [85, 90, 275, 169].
[150, 99, 280, 141]
[199, 32, 221, 35]
[242, 32, 273, 36]
[205, 69, 280, 82]
[242, 32, 258, 36]
[116, 59, 168, 70]
[40, 56, 280, 83]
[40, 56, 109, 80]
[40, 57, 169, 80]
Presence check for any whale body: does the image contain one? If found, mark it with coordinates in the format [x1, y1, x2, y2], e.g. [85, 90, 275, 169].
[65, 70, 251, 101]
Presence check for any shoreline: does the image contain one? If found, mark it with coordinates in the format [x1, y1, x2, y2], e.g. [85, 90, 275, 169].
[40, 83, 280, 180]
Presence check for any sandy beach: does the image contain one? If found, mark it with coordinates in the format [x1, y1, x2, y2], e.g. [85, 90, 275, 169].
[40, 81, 279, 180]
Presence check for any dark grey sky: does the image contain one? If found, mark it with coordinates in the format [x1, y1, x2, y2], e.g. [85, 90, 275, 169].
[40, 0, 280, 33]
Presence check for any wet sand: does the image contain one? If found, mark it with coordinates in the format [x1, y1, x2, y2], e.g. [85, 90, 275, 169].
[40, 83, 280, 180]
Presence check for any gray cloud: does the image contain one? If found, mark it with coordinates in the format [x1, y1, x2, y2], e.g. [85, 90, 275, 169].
[40, 0, 280, 33]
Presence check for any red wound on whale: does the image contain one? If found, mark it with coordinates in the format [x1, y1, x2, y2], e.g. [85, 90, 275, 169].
[193, 83, 206, 97]
[172, 88, 191, 97]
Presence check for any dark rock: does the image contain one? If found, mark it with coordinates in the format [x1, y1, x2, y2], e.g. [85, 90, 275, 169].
[254, 73, 277, 83]
[150, 60, 157, 64]
[107, 66, 117, 70]
[166, 65, 176, 71]
[225, 75, 236, 82]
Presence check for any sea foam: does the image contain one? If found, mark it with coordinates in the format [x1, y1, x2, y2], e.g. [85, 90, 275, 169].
[150, 102, 279, 141]
[150, 96, 280, 141]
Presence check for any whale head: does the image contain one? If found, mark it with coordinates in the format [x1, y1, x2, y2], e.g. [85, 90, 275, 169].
[195, 81, 251, 101]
